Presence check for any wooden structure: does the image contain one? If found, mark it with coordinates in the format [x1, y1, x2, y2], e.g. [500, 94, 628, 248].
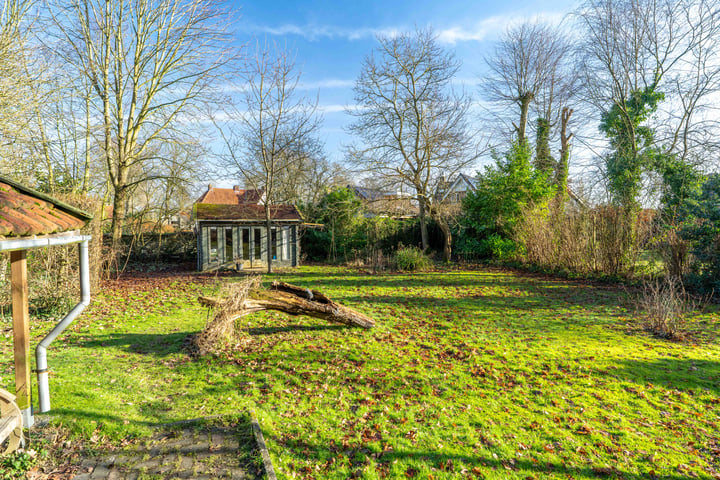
[194, 185, 302, 271]
[0, 388, 22, 453]
[0, 176, 92, 441]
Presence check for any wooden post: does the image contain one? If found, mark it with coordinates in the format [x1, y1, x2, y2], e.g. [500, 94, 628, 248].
[10, 250, 31, 424]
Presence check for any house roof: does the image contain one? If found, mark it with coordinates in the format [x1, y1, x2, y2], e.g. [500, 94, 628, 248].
[194, 203, 303, 222]
[348, 185, 394, 201]
[454, 173, 477, 190]
[436, 173, 477, 202]
[0, 176, 92, 238]
[196, 185, 264, 205]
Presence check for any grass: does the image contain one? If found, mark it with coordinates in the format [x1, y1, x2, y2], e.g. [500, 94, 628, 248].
[1, 265, 719, 479]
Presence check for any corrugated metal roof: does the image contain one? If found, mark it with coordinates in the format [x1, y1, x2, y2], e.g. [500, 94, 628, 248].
[194, 203, 302, 222]
[0, 177, 92, 238]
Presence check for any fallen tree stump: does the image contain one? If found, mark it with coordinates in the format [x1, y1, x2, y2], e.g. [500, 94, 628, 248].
[192, 277, 374, 355]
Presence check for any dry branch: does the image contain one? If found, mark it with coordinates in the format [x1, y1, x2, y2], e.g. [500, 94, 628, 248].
[192, 277, 374, 356]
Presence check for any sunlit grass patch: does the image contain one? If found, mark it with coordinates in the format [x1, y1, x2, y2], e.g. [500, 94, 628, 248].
[1, 265, 718, 479]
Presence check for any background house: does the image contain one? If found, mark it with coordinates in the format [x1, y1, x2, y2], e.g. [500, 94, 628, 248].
[194, 185, 302, 271]
[347, 185, 415, 217]
[435, 173, 477, 205]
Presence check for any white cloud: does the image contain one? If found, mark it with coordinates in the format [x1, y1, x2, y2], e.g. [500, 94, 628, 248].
[241, 23, 401, 42]
[242, 11, 566, 45]
[436, 12, 566, 44]
[317, 104, 366, 113]
[298, 79, 355, 90]
[452, 77, 482, 87]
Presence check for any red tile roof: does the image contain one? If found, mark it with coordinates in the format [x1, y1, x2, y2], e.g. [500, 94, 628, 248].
[194, 203, 302, 222]
[0, 177, 92, 238]
[196, 186, 264, 205]
[194, 185, 300, 222]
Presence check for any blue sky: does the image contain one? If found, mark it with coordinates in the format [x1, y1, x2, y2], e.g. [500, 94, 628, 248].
[227, 0, 580, 165]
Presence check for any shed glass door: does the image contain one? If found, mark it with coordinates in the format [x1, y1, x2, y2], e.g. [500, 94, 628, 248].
[224, 227, 234, 264]
[242, 228, 250, 260]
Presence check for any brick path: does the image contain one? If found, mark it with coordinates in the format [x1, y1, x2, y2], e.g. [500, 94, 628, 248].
[71, 420, 262, 480]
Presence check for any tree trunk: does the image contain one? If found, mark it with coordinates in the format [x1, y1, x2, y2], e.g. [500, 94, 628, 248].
[265, 205, 273, 274]
[205, 280, 374, 328]
[556, 107, 573, 201]
[516, 92, 533, 144]
[418, 199, 429, 250]
[110, 185, 127, 261]
[438, 219, 452, 262]
[195, 279, 375, 357]
[535, 117, 553, 173]
[430, 208, 452, 262]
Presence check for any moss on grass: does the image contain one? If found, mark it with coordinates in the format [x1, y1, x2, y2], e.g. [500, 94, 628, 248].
[1, 266, 718, 479]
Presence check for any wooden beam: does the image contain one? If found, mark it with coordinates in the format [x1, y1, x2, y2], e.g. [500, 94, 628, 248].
[10, 250, 30, 415]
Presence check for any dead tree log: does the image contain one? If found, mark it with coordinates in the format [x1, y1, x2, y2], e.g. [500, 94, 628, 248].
[192, 277, 375, 356]
[198, 280, 375, 329]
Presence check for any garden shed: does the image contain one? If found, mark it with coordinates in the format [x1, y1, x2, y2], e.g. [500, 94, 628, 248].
[194, 185, 302, 271]
[0, 176, 92, 433]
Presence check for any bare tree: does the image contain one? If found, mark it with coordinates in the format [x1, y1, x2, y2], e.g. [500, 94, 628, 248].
[578, 0, 720, 181]
[249, 135, 341, 209]
[214, 42, 320, 274]
[49, 0, 233, 257]
[0, 0, 37, 177]
[348, 27, 477, 261]
[576, 0, 720, 271]
[483, 21, 574, 147]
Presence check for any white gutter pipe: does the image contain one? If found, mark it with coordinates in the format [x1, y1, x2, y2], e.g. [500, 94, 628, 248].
[35, 239, 91, 413]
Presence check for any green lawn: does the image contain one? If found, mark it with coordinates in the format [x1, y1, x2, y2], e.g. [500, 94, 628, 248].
[1, 266, 719, 479]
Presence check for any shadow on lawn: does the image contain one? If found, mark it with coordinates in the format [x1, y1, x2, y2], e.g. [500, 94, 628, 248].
[271, 435, 694, 480]
[75, 331, 191, 356]
[287, 269, 624, 294]
[608, 357, 720, 394]
[340, 293, 623, 332]
[247, 325, 345, 336]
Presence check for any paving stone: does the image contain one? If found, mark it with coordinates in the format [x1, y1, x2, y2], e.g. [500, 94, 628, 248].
[59, 421, 256, 480]
[134, 458, 161, 470]
[111, 454, 128, 465]
[161, 452, 179, 464]
[179, 455, 194, 470]
[89, 464, 110, 478]
[107, 469, 123, 480]
[211, 431, 226, 445]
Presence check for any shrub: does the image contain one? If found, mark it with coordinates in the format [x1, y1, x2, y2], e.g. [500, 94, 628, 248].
[514, 205, 652, 278]
[462, 141, 554, 240]
[0, 450, 40, 480]
[637, 276, 695, 341]
[680, 174, 720, 296]
[479, 234, 523, 262]
[394, 246, 431, 272]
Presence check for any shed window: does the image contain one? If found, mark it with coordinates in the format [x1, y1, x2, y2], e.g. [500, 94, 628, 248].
[254, 228, 261, 260]
[225, 227, 233, 263]
[209, 227, 218, 261]
[242, 228, 250, 259]
[282, 227, 290, 260]
[271, 228, 277, 260]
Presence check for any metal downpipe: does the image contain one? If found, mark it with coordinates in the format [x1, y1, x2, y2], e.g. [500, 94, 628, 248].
[35, 240, 91, 413]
